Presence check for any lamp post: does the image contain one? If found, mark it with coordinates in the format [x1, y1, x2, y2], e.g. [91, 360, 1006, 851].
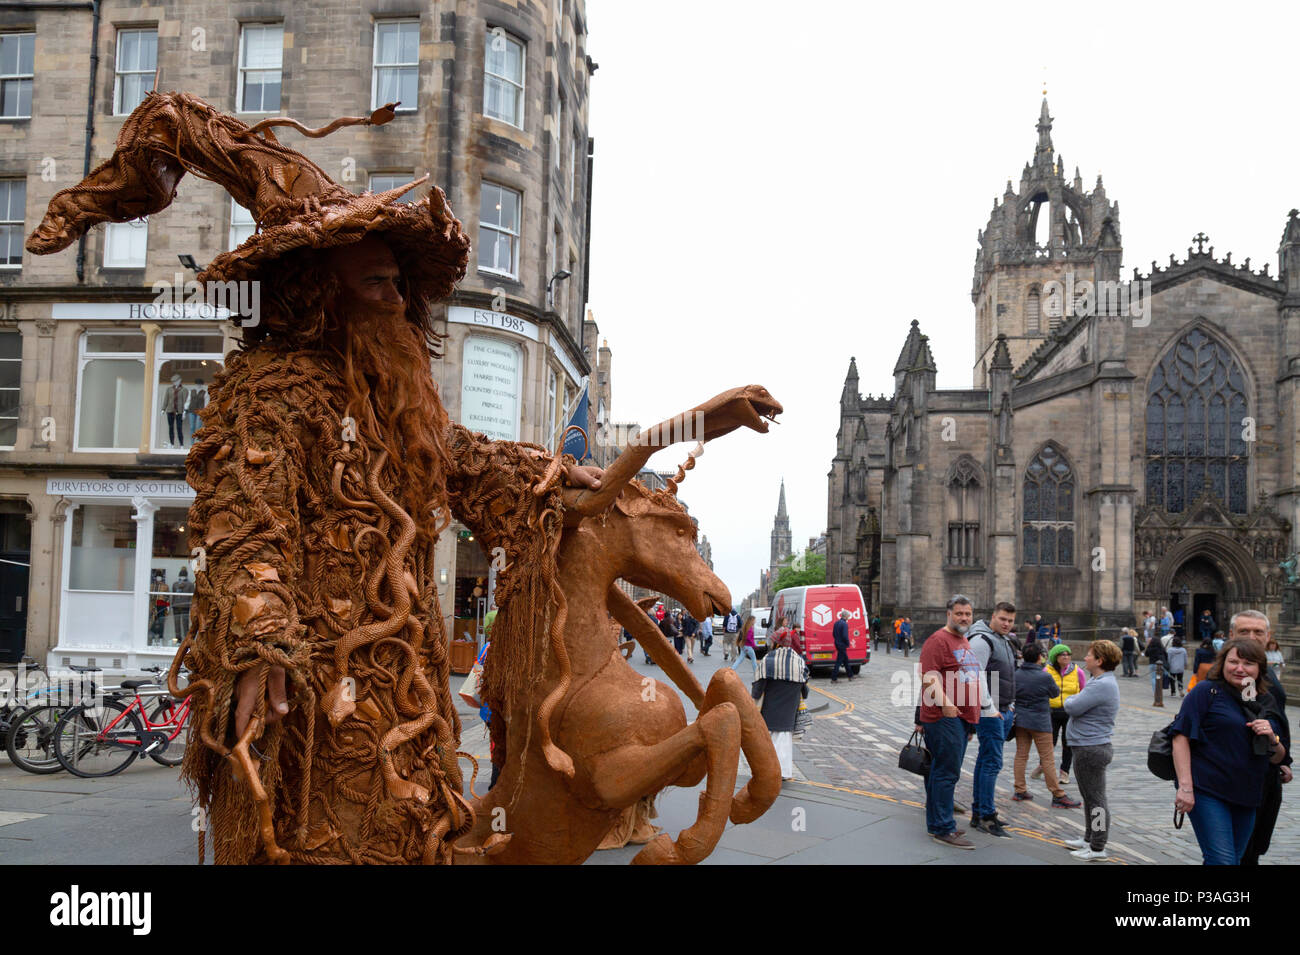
[546, 268, 572, 310]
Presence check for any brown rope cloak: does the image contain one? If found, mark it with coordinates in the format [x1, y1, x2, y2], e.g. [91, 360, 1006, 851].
[172, 345, 568, 864]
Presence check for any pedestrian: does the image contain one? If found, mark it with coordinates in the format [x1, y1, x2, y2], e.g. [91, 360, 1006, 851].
[1159, 605, 1173, 642]
[722, 607, 741, 661]
[1167, 635, 1188, 696]
[654, 602, 665, 623]
[1145, 630, 1169, 705]
[1228, 611, 1293, 866]
[899, 616, 913, 657]
[731, 614, 758, 680]
[917, 594, 981, 849]
[830, 609, 854, 683]
[659, 608, 681, 656]
[1050, 620, 1062, 646]
[1173, 605, 1185, 641]
[1011, 643, 1081, 809]
[871, 614, 883, 653]
[1023, 620, 1037, 651]
[1120, 627, 1139, 677]
[1142, 609, 1156, 647]
[681, 609, 698, 664]
[1212, 629, 1226, 653]
[1170, 637, 1287, 865]
[1265, 638, 1284, 683]
[1041, 643, 1085, 785]
[751, 629, 810, 781]
[698, 613, 714, 657]
[968, 600, 1018, 838]
[643, 603, 657, 665]
[1198, 608, 1216, 644]
[1061, 639, 1122, 861]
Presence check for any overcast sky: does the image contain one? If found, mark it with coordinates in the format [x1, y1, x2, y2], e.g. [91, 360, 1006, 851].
[582, 0, 1300, 605]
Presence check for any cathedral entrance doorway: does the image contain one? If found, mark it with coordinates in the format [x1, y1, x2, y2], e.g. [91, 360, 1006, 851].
[1170, 556, 1227, 642]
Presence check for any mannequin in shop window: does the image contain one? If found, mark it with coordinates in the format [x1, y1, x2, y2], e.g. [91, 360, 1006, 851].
[185, 379, 206, 442]
[161, 373, 186, 448]
[171, 567, 194, 645]
[148, 569, 169, 646]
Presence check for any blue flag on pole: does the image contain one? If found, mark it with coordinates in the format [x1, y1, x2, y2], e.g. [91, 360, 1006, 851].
[562, 385, 590, 461]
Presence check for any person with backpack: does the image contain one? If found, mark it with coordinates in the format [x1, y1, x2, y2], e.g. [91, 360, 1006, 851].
[1167, 635, 1188, 697]
[1061, 640, 1122, 861]
[967, 600, 1018, 838]
[722, 608, 741, 661]
[1011, 643, 1081, 809]
[1170, 638, 1287, 865]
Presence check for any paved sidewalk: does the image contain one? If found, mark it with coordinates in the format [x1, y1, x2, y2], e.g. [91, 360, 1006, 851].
[1, 643, 1291, 864]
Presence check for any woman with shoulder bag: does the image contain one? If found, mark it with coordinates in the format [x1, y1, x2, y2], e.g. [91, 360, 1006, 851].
[751, 630, 810, 781]
[1170, 638, 1287, 865]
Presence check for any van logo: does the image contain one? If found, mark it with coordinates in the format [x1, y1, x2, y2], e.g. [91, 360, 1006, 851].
[811, 604, 832, 626]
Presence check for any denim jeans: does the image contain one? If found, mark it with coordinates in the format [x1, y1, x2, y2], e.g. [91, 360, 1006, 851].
[731, 645, 757, 679]
[922, 717, 971, 835]
[972, 712, 1011, 818]
[1187, 790, 1256, 865]
[1122, 651, 1137, 676]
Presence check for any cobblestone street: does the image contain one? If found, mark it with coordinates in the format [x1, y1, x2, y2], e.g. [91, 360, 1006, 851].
[794, 643, 1299, 865]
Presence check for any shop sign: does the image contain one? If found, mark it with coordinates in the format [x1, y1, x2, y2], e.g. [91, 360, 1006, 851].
[447, 306, 539, 341]
[47, 478, 194, 499]
[460, 336, 521, 442]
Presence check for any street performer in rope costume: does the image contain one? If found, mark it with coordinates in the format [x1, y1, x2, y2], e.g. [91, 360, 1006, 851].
[27, 91, 602, 864]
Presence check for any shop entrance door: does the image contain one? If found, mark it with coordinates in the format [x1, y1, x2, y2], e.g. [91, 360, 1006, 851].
[0, 511, 31, 663]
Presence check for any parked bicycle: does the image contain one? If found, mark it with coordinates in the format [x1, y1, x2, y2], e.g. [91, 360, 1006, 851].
[4, 659, 104, 775]
[53, 666, 191, 779]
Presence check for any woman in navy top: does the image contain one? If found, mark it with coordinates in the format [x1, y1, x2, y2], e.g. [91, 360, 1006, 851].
[1170, 638, 1287, 864]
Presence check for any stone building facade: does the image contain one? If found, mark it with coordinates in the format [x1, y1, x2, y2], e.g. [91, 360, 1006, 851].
[0, 0, 598, 667]
[828, 100, 1300, 688]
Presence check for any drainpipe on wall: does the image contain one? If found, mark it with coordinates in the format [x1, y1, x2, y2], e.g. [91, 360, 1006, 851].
[75, 0, 101, 284]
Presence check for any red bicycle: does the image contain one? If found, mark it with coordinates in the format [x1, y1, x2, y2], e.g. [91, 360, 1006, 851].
[52, 666, 191, 778]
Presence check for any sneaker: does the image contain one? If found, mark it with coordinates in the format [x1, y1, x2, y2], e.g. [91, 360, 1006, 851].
[981, 816, 1012, 838]
[1059, 771, 1070, 785]
[1070, 847, 1109, 861]
[1051, 795, 1082, 809]
[1062, 838, 1089, 850]
[1030, 765, 1043, 779]
[1012, 791, 1034, 801]
[931, 832, 976, 850]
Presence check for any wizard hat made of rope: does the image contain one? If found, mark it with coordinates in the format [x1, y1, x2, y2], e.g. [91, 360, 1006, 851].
[26, 90, 469, 302]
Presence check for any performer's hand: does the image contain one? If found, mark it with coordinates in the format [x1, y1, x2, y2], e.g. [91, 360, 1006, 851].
[564, 463, 603, 490]
[1282, 766, 1293, 784]
[234, 663, 289, 740]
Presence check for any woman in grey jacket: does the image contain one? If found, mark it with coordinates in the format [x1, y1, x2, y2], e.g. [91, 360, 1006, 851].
[1062, 640, 1123, 861]
[1012, 644, 1080, 807]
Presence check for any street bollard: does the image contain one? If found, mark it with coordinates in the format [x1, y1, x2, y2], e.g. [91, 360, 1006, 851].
[1154, 661, 1165, 707]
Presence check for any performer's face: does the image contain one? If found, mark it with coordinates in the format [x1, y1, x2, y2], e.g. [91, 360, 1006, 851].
[329, 236, 405, 312]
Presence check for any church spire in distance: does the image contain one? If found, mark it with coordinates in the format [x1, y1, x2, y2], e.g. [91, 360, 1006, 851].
[777, 478, 788, 520]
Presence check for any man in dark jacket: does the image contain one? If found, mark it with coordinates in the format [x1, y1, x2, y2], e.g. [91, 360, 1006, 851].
[1144, 632, 1168, 705]
[830, 609, 853, 683]
[1120, 628, 1139, 677]
[968, 601, 1018, 837]
[1233, 610, 1293, 865]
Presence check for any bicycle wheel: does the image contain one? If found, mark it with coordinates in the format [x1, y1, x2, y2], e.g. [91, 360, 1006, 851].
[54, 700, 143, 778]
[147, 698, 188, 767]
[5, 704, 67, 775]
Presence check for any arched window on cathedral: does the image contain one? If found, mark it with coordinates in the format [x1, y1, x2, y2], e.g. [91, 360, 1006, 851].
[1145, 327, 1248, 514]
[946, 457, 981, 567]
[1026, 286, 1041, 335]
[1022, 443, 1074, 566]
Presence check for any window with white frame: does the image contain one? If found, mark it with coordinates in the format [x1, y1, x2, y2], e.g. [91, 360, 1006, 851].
[369, 172, 419, 203]
[229, 199, 255, 248]
[483, 28, 524, 128]
[373, 19, 419, 111]
[0, 33, 33, 119]
[546, 368, 558, 449]
[69, 504, 136, 591]
[478, 181, 520, 277]
[114, 28, 158, 115]
[0, 178, 24, 268]
[237, 23, 283, 113]
[0, 330, 19, 447]
[103, 217, 148, 268]
[76, 332, 146, 451]
[153, 332, 223, 453]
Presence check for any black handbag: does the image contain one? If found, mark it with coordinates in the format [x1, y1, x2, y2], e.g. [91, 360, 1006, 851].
[899, 729, 931, 777]
[1147, 721, 1176, 780]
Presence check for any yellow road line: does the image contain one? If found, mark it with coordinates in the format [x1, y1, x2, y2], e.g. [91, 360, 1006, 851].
[810, 684, 854, 719]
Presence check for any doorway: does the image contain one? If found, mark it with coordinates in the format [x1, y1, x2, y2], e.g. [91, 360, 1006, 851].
[0, 508, 31, 663]
[1171, 555, 1227, 643]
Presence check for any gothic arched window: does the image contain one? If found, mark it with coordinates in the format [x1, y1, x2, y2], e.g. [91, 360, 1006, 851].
[946, 457, 981, 567]
[1026, 286, 1042, 335]
[1022, 444, 1074, 566]
[1145, 327, 1248, 514]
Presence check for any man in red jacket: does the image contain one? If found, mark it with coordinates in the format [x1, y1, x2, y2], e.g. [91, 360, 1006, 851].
[919, 594, 982, 849]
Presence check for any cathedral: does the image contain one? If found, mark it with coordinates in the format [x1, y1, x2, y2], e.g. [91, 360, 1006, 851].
[827, 99, 1300, 673]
